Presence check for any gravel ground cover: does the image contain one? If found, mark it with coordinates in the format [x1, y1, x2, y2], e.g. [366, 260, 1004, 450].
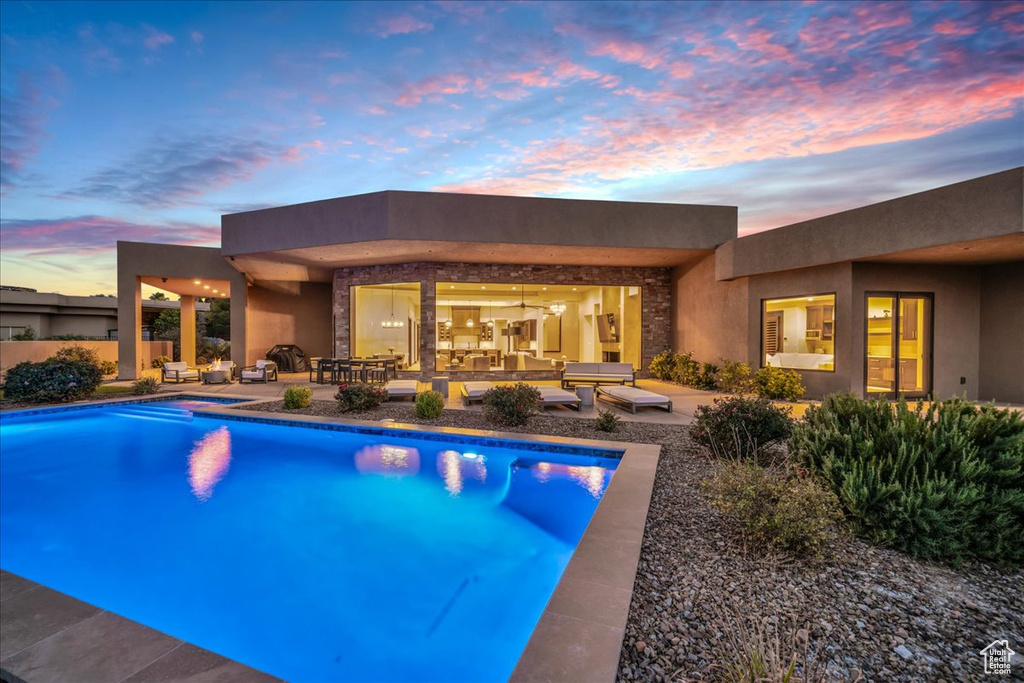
[241, 399, 1023, 681]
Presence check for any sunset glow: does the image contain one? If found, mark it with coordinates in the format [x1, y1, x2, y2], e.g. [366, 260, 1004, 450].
[1, 1, 1020, 294]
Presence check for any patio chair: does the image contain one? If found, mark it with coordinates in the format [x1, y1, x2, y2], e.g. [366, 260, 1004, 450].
[239, 360, 278, 384]
[309, 357, 322, 383]
[162, 361, 199, 383]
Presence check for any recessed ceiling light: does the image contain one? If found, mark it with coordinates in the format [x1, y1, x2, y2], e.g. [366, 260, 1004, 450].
[450, 285, 455, 289]
[481, 286, 486, 289]
[542, 287, 547, 291]
[572, 287, 577, 291]
[204, 285, 210, 289]
[194, 280, 201, 285]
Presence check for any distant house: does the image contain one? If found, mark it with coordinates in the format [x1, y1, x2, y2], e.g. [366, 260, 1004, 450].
[114, 168, 1023, 403]
[0, 289, 208, 341]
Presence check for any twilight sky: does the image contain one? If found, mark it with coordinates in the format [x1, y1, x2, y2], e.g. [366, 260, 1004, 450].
[1, 0, 1022, 295]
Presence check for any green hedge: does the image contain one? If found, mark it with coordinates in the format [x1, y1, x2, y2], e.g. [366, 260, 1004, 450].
[3, 358, 103, 403]
[791, 394, 1024, 565]
[482, 382, 541, 427]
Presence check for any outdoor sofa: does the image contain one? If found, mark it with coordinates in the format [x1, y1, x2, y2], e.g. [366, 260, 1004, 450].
[560, 362, 636, 389]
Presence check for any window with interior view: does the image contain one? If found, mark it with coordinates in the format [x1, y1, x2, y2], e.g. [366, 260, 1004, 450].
[349, 283, 421, 370]
[865, 293, 932, 396]
[434, 283, 641, 372]
[762, 294, 836, 371]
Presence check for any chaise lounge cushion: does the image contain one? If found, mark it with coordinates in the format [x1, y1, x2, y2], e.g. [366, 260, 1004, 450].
[385, 380, 418, 397]
[461, 381, 494, 400]
[536, 385, 581, 407]
[163, 362, 198, 379]
[599, 385, 670, 405]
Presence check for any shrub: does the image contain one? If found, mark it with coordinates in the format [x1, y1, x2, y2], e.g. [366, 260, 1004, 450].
[704, 462, 843, 557]
[715, 358, 754, 394]
[482, 382, 541, 427]
[99, 360, 119, 376]
[335, 383, 388, 412]
[649, 350, 676, 381]
[283, 385, 313, 410]
[414, 390, 445, 419]
[11, 326, 36, 340]
[595, 409, 620, 432]
[693, 396, 793, 464]
[791, 394, 1024, 565]
[51, 344, 101, 367]
[713, 604, 833, 683]
[2, 358, 103, 403]
[131, 377, 160, 395]
[151, 355, 171, 369]
[753, 366, 805, 401]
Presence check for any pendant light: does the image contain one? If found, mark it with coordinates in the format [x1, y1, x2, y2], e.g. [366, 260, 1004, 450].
[382, 284, 405, 328]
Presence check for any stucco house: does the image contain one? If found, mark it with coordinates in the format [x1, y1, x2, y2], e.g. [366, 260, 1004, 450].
[116, 167, 1024, 403]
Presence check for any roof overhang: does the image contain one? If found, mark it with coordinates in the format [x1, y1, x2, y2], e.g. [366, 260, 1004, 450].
[221, 190, 737, 280]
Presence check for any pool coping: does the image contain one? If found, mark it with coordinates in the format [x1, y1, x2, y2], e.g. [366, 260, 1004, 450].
[1, 394, 660, 683]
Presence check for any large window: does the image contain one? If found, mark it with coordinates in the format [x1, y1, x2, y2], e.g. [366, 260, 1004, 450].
[762, 293, 835, 371]
[865, 293, 932, 396]
[349, 283, 421, 369]
[435, 283, 641, 372]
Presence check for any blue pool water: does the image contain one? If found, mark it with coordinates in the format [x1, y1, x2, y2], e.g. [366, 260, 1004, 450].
[0, 400, 619, 682]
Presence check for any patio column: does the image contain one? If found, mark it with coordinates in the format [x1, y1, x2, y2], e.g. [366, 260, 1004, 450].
[117, 273, 142, 380]
[180, 295, 196, 366]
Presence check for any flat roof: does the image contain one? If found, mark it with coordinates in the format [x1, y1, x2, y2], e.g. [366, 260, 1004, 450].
[221, 190, 737, 281]
[716, 167, 1024, 280]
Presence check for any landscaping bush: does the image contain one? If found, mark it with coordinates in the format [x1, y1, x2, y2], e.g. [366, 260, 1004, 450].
[151, 355, 171, 369]
[131, 377, 160, 395]
[2, 358, 103, 403]
[791, 393, 1024, 565]
[283, 385, 313, 410]
[753, 365, 805, 401]
[481, 382, 541, 427]
[335, 383, 388, 412]
[51, 344, 101, 367]
[693, 396, 794, 464]
[649, 350, 676, 381]
[11, 326, 36, 340]
[414, 390, 445, 419]
[99, 360, 118, 376]
[595, 409, 620, 432]
[704, 462, 844, 557]
[715, 358, 754, 394]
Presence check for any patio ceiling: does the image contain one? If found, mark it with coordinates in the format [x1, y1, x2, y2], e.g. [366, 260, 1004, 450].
[227, 240, 712, 282]
[140, 276, 232, 298]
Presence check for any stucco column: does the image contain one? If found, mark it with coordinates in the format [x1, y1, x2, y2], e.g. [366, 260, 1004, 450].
[117, 273, 142, 380]
[180, 295, 196, 366]
[230, 277, 248, 366]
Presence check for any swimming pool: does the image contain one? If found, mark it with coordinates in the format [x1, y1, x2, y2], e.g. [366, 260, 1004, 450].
[0, 398, 620, 681]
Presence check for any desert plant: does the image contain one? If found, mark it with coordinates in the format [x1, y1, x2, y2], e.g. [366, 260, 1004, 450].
[595, 408, 620, 432]
[704, 462, 844, 558]
[753, 366, 805, 401]
[51, 344, 102, 367]
[335, 383, 388, 412]
[99, 360, 119, 376]
[11, 326, 36, 340]
[694, 396, 794, 464]
[791, 394, 1024, 565]
[131, 377, 160, 395]
[481, 382, 541, 427]
[649, 350, 677, 381]
[151, 355, 172, 369]
[283, 385, 313, 410]
[715, 358, 754, 394]
[414, 390, 445, 419]
[2, 358, 103, 403]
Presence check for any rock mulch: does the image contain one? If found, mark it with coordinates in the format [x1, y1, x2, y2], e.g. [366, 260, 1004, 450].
[237, 399, 1023, 682]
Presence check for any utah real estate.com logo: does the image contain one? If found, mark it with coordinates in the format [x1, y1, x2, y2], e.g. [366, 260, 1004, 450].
[980, 640, 1015, 675]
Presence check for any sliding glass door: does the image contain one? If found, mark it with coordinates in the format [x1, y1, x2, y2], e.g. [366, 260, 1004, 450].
[865, 293, 932, 397]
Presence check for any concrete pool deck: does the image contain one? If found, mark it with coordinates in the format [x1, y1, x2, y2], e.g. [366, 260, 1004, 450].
[0, 396, 660, 683]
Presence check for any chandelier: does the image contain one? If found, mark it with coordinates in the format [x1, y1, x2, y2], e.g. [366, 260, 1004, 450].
[550, 302, 566, 315]
[381, 285, 405, 328]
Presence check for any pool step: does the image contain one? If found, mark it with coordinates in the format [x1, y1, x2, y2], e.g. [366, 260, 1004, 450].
[110, 405, 195, 422]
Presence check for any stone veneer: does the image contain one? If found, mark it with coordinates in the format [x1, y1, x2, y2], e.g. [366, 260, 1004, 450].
[332, 262, 672, 379]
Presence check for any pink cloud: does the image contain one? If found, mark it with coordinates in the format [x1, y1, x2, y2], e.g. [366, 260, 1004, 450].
[190, 30, 204, 44]
[377, 14, 434, 38]
[933, 20, 975, 37]
[395, 73, 469, 106]
[143, 27, 175, 50]
[555, 23, 664, 69]
[0, 216, 219, 257]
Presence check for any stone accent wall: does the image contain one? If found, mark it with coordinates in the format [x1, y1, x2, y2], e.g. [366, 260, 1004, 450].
[332, 262, 672, 379]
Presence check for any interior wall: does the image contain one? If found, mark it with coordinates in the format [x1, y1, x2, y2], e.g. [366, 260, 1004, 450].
[853, 263, 981, 400]
[672, 254, 749, 362]
[247, 281, 333, 365]
[979, 263, 1024, 403]
[352, 286, 420, 359]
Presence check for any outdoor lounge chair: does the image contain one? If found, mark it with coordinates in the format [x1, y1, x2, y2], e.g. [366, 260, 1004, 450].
[536, 385, 582, 411]
[461, 381, 494, 404]
[597, 385, 672, 413]
[239, 360, 278, 383]
[384, 380, 418, 400]
[162, 361, 199, 383]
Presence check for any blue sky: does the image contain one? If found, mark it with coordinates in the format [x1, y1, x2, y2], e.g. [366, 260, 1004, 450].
[1, 0, 1022, 294]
